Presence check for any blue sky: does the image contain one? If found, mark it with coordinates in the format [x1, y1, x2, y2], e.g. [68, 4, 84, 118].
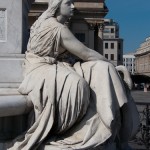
[105, 0, 150, 53]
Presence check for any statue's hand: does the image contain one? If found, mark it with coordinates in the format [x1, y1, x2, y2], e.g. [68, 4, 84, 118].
[116, 65, 133, 90]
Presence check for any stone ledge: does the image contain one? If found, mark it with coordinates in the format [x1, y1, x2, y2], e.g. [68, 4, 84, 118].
[0, 88, 32, 117]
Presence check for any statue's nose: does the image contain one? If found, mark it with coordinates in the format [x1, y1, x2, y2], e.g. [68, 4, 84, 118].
[71, 3, 75, 9]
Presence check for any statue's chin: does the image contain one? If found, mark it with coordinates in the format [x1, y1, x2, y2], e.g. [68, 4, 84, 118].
[66, 13, 74, 20]
[70, 11, 74, 16]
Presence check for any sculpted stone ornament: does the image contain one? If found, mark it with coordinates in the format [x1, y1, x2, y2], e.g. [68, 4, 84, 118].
[5, 0, 139, 149]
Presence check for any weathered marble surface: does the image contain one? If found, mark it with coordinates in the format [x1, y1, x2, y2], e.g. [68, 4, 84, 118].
[0, 0, 34, 53]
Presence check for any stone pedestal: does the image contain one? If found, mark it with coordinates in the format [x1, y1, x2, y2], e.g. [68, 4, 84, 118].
[0, 0, 25, 88]
[0, 54, 24, 88]
[0, 0, 23, 54]
[0, 0, 34, 87]
[0, 0, 34, 143]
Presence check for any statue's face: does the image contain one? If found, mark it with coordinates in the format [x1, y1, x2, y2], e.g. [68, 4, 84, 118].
[60, 0, 74, 17]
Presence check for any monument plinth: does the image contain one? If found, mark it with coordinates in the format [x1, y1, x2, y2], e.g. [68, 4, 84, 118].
[0, 0, 22, 54]
[0, 0, 34, 147]
[0, 0, 24, 88]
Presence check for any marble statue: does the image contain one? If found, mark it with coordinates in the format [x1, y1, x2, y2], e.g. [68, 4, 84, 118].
[6, 0, 139, 149]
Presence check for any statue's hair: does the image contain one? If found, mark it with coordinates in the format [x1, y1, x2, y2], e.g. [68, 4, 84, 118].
[47, 0, 62, 18]
[40, 0, 62, 20]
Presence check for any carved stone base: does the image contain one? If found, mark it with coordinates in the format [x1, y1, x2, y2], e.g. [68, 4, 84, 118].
[0, 88, 32, 141]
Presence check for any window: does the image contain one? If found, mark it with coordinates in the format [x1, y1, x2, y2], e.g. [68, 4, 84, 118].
[75, 33, 85, 43]
[111, 28, 114, 33]
[118, 54, 121, 61]
[105, 54, 108, 59]
[111, 54, 114, 60]
[118, 43, 121, 49]
[111, 43, 114, 49]
[105, 43, 108, 49]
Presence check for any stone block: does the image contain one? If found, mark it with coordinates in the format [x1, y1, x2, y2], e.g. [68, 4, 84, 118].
[0, 54, 24, 88]
[0, 88, 32, 142]
[0, 88, 32, 117]
[0, 0, 23, 54]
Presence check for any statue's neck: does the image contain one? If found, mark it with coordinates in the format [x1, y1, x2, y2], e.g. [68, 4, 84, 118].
[56, 15, 69, 24]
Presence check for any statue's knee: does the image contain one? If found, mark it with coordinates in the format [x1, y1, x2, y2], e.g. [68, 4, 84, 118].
[103, 61, 114, 68]
[94, 61, 114, 70]
[78, 78, 90, 98]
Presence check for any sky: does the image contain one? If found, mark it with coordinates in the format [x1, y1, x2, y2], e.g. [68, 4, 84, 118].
[105, 0, 150, 54]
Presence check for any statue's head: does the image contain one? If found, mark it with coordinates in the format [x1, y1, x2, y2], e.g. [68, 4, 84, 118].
[48, 0, 74, 18]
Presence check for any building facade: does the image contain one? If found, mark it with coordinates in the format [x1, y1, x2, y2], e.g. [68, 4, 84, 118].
[135, 37, 150, 76]
[103, 19, 123, 66]
[123, 53, 135, 75]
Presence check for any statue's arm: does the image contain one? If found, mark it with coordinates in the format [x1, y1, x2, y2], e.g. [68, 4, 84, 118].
[60, 27, 108, 62]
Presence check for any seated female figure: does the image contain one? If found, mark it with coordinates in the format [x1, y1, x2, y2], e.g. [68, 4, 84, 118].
[8, 0, 139, 150]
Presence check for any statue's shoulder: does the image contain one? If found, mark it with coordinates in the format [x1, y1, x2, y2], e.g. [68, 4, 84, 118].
[41, 17, 64, 29]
